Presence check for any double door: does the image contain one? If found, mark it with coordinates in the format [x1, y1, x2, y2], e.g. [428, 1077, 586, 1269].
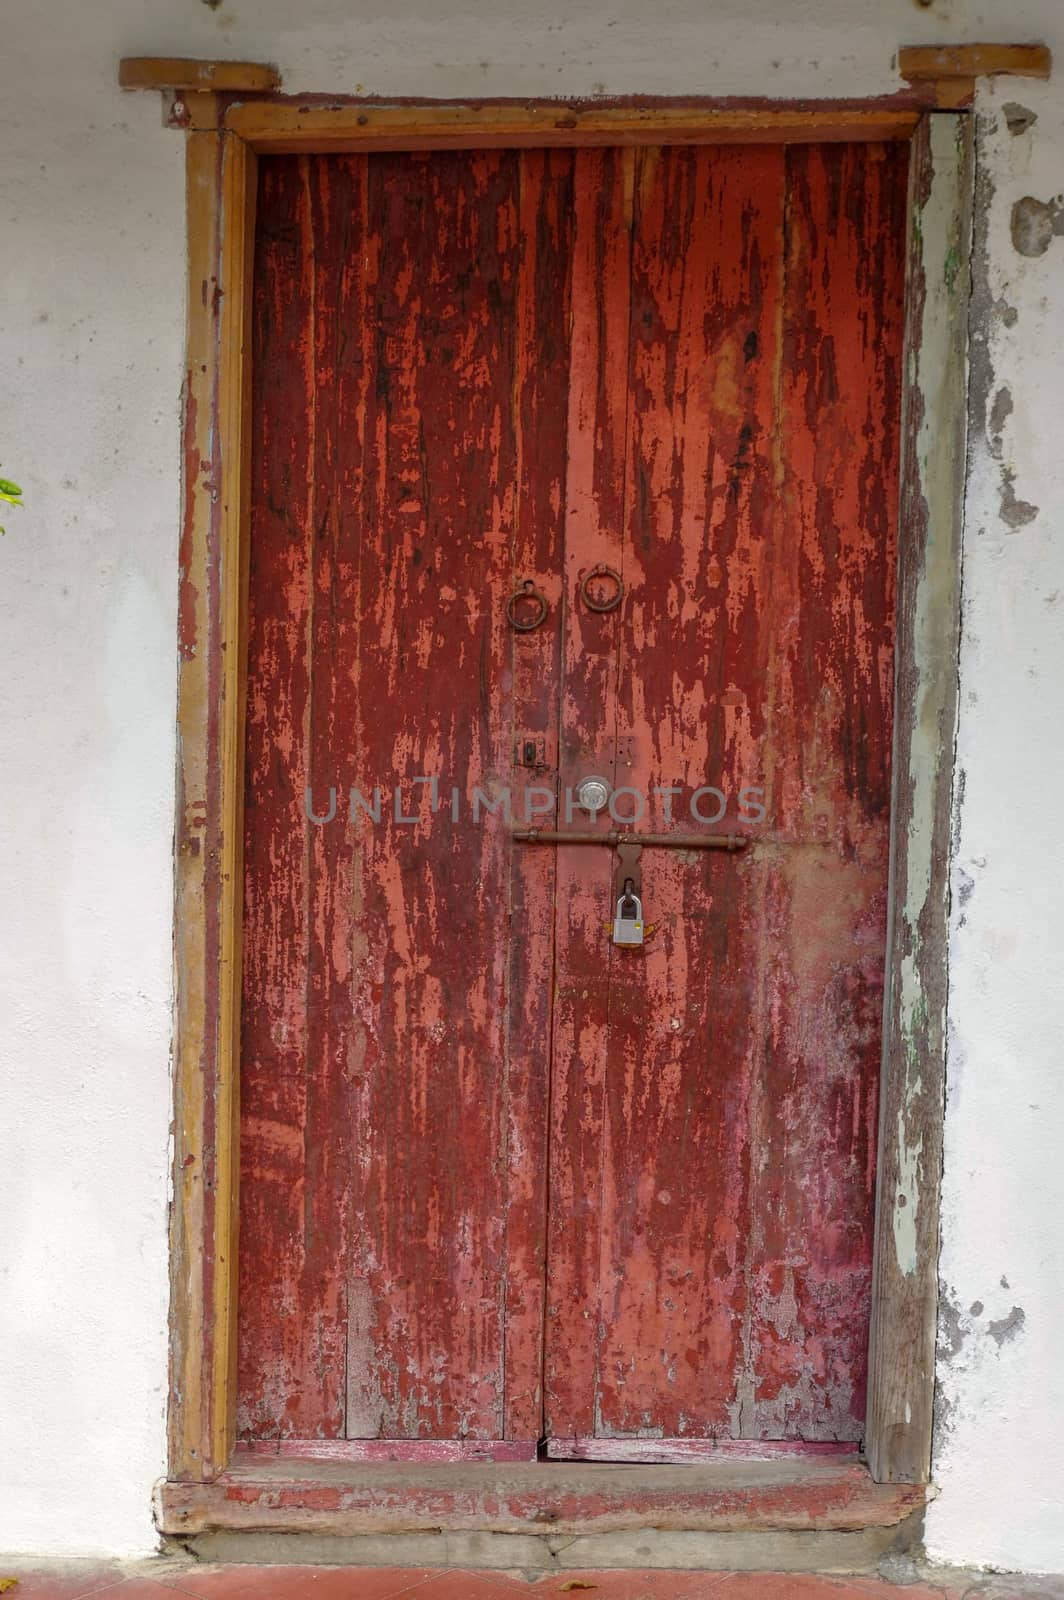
[237, 139, 907, 1453]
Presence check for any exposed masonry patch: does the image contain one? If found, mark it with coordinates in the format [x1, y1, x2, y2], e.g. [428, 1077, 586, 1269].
[939, 1285, 968, 1363]
[934, 1281, 966, 1454]
[999, 468, 1039, 528]
[960, 116, 1024, 547]
[955, 865, 975, 929]
[938, 1285, 1027, 1369]
[1010, 194, 1064, 257]
[966, 119, 1014, 455]
[934, 1287, 1028, 1453]
[987, 1305, 1026, 1347]
[950, 767, 967, 861]
[988, 386, 1013, 449]
[985, 384, 1039, 529]
[1002, 102, 1038, 136]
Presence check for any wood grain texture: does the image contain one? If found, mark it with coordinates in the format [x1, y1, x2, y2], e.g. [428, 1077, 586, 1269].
[238, 142, 908, 1452]
[156, 1455, 926, 1538]
[170, 126, 222, 1486]
[214, 132, 258, 1473]
[737, 141, 906, 1443]
[897, 43, 1051, 81]
[119, 57, 281, 92]
[544, 145, 636, 1441]
[866, 115, 973, 1485]
[170, 127, 256, 1481]
[543, 143, 907, 1446]
[238, 150, 575, 1442]
[544, 1437, 856, 1464]
[500, 149, 575, 1439]
[235, 1438, 538, 1462]
[224, 101, 920, 156]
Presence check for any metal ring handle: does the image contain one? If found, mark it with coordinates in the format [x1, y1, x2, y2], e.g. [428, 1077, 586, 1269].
[506, 579, 549, 633]
[580, 563, 624, 613]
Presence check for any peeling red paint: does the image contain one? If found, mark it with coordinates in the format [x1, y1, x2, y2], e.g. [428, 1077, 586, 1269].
[238, 143, 907, 1448]
[158, 1457, 926, 1538]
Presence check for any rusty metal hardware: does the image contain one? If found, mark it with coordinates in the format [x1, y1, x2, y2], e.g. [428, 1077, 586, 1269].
[514, 735, 547, 768]
[506, 579, 549, 632]
[513, 830, 745, 950]
[511, 828, 748, 851]
[614, 836, 643, 904]
[580, 563, 623, 613]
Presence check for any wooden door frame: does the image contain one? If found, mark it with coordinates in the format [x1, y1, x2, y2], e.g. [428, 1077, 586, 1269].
[159, 84, 975, 1492]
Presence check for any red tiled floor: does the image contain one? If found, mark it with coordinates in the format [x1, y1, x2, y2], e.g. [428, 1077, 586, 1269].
[160, 1568, 443, 1600]
[710, 1578, 956, 1600]
[97, 1588, 219, 1600]
[411, 1573, 734, 1599]
[0, 1568, 127, 1600]
[3, 1568, 1063, 1600]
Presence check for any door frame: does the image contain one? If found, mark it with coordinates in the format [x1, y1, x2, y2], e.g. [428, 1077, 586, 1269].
[157, 82, 974, 1491]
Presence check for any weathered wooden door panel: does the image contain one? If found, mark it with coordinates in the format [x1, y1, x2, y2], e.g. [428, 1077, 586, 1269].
[544, 143, 788, 1444]
[239, 149, 575, 1441]
[543, 142, 906, 1445]
[238, 141, 906, 1448]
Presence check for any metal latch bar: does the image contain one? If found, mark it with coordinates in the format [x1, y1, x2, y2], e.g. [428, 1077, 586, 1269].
[510, 828, 748, 852]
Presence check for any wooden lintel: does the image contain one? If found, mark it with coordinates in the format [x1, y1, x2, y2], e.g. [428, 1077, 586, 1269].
[119, 56, 281, 94]
[898, 43, 1051, 83]
[223, 100, 920, 154]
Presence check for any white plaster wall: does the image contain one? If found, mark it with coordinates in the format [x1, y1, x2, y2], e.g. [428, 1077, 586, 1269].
[926, 74, 1064, 1576]
[0, 0, 1062, 1568]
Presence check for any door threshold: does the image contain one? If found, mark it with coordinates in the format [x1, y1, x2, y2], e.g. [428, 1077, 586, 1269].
[236, 1438, 540, 1464]
[157, 1453, 926, 1542]
[544, 1437, 858, 1465]
[235, 1436, 856, 1467]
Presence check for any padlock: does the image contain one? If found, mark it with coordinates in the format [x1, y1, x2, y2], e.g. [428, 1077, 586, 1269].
[612, 883, 645, 947]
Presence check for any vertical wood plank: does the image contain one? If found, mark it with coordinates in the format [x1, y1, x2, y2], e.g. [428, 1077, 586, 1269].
[171, 125, 221, 1484]
[544, 147, 635, 1439]
[301, 154, 365, 1435]
[344, 149, 523, 1439]
[591, 144, 785, 1440]
[734, 139, 908, 1442]
[214, 131, 257, 1469]
[866, 113, 972, 1485]
[237, 155, 317, 1437]
[171, 123, 254, 1479]
[544, 139, 908, 1447]
[503, 149, 575, 1440]
[238, 150, 573, 1443]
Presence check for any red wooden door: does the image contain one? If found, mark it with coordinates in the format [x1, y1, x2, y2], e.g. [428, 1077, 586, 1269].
[238, 142, 907, 1453]
[543, 144, 906, 1451]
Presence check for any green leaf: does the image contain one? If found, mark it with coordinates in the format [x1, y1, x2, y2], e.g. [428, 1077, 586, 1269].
[0, 478, 23, 497]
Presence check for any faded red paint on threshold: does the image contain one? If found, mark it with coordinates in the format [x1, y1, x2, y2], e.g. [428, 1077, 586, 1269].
[239, 142, 907, 1448]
